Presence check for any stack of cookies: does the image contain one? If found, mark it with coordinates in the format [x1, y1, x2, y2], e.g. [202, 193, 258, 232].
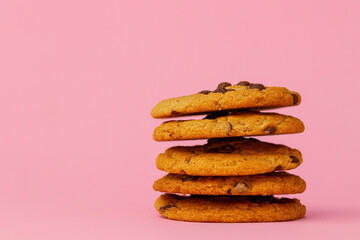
[151, 81, 306, 222]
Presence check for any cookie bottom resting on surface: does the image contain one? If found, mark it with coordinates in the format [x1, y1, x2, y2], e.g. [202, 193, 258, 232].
[155, 194, 306, 223]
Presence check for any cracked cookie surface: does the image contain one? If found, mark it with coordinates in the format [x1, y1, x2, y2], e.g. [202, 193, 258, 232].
[151, 82, 301, 118]
[156, 137, 302, 175]
[153, 111, 305, 141]
[155, 194, 306, 222]
[153, 172, 306, 196]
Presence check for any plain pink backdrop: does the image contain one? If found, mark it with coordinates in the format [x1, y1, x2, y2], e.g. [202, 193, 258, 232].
[0, 0, 360, 239]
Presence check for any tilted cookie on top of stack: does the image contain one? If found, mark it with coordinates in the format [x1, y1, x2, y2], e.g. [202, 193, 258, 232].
[151, 81, 306, 222]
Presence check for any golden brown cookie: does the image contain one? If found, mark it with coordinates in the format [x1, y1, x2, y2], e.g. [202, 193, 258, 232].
[156, 137, 302, 176]
[153, 172, 306, 196]
[151, 82, 301, 118]
[153, 111, 305, 141]
[155, 194, 306, 222]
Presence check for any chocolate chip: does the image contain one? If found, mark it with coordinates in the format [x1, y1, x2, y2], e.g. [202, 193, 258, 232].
[236, 81, 250, 86]
[199, 90, 211, 95]
[159, 204, 176, 212]
[226, 89, 235, 92]
[290, 156, 300, 164]
[213, 88, 235, 94]
[227, 188, 232, 194]
[228, 122, 232, 132]
[291, 93, 299, 105]
[213, 82, 233, 94]
[264, 126, 277, 134]
[213, 87, 227, 93]
[275, 165, 283, 170]
[207, 144, 236, 153]
[171, 110, 179, 115]
[217, 82, 232, 88]
[233, 182, 249, 193]
[248, 83, 265, 91]
[181, 175, 199, 182]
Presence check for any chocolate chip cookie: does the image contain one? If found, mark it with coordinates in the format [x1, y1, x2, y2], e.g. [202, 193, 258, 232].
[151, 81, 301, 118]
[155, 194, 306, 222]
[156, 137, 302, 175]
[153, 172, 306, 196]
[153, 111, 305, 141]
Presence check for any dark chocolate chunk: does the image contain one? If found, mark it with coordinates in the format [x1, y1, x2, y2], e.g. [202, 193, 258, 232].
[291, 93, 299, 105]
[217, 82, 232, 88]
[228, 122, 233, 132]
[213, 82, 233, 94]
[248, 83, 265, 91]
[181, 175, 199, 182]
[264, 126, 277, 134]
[199, 90, 211, 95]
[213, 88, 235, 94]
[236, 81, 250, 86]
[171, 110, 180, 115]
[159, 204, 176, 212]
[275, 165, 283, 170]
[207, 144, 236, 153]
[290, 156, 300, 164]
[213, 87, 227, 93]
[227, 188, 232, 194]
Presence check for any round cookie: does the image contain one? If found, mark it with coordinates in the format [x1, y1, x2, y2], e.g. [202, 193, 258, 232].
[153, 111, 305, 141]
[153, 172, 306, 196]
[156, 137, 302, 176]
[155, 194, 306, 222]
[151, 81, 301, 118]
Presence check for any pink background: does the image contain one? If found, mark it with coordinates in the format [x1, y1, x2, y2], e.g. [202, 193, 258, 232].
[1, 0, 360, 239]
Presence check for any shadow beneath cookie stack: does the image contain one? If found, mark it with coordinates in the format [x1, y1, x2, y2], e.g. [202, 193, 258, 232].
[151, 81, 306, 223]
